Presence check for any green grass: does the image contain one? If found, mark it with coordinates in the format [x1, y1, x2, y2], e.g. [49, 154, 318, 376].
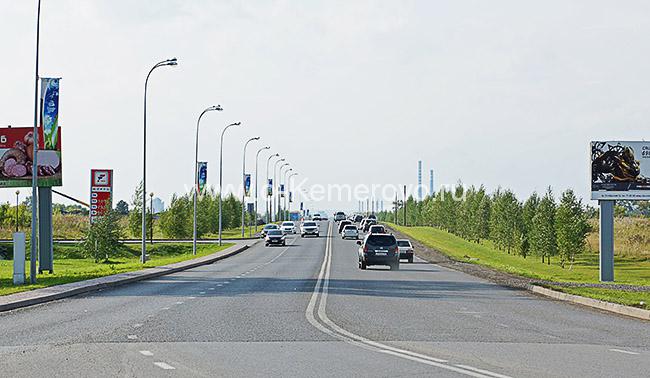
[0, 242, 233, 296]
[387, 223, 650, 309]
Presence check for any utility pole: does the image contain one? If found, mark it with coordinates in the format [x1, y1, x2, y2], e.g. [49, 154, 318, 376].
[403, 185, 407, 227]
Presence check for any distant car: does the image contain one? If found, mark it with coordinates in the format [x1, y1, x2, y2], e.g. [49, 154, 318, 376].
[353, 214, 363, 223]
[312, 214, 321, 221]
[334, 211, 346, 222]
[261, 224, 279, 237]
[368, 224, 387, 234]
[337, 220, 352, 233]
[265, 229, 286, 246]
[357, 233, 399, 270]
[342, 225, 359, 239]
[362, 219, 377, 232]
[367, 214, 377, 220]
[300, 221, 319, 237]
[397, 239, 414, 263]
[281, 221, 297, 234]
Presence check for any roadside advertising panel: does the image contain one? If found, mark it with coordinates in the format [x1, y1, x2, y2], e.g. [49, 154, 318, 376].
[591, 141, 650, 200]
[90, 169, 113, 223]
[197, 162, 207, 194]
[0, 127, 62, 187]
[267, 179, 273, 196]
[244, 174, 251, 196]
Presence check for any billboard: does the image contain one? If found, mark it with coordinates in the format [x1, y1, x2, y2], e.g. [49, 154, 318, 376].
[0, 127, 62, 187]
[90, 169, 113, 223]
[267, 179, 273, 196]
[591, 141, 650, 200]
[280, 184, 285, 198]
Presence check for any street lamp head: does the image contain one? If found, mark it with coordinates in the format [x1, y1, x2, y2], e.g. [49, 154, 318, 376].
[166, 57, 178, 66]
[210, 105, 223, 112]
[263, 146, 270, 150]
[150, 192, 154, 197]
[252, 136, 261, 141]
[229, 122, 242, 127]
[15, 190, 19, 195]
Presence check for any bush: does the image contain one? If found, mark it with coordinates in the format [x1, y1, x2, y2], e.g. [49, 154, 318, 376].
[80, 210, 124, 263]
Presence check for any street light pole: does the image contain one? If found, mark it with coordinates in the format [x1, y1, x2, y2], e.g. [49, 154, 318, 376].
[193, 105, 222, 255]
[29, 0, 42, 284]
[149, 192, 154, 245]
[241, 137, 260, 237]
[283, 168, 293, 220]
[272, 159, 286, 222]
[255, 146, 270, 232]
[266, 154, 279, 223]
[278, 163, 290, 221]
[288, 173, 298, 218]
[218, 122, 242, 246]
[142, 57, 177, 264]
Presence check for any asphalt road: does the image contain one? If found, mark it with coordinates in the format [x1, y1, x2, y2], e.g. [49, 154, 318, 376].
[1, 221, 649, 377]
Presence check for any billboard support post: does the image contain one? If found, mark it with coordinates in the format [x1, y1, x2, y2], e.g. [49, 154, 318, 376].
[599, 200, 615, 282]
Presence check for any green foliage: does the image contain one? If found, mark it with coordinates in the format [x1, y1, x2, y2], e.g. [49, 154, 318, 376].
[80, 210, 124, 263]
[530, 188, 557, 264]
[115, 200, 129, 215]
[555, 189, 590, 268]
[159, 194, 192, 238]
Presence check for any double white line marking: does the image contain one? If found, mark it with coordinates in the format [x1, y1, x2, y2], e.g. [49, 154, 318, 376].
[305, 221, 511, 378]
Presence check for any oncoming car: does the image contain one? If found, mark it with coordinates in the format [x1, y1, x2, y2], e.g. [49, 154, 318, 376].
[261, 224, 279, 237]
[281, 221, 297, 234]
[265, 229, 286, 246]
[300, 221, 319, 237]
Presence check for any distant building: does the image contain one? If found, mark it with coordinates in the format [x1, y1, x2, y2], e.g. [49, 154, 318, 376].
[152, 197, 165, 214]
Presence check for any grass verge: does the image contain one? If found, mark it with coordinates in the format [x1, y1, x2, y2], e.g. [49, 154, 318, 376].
[0, 242, 233, 297]
[387, 223, 650, 309]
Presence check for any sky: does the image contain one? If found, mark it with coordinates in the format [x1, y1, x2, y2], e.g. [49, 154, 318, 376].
[1, 0, 649, 213]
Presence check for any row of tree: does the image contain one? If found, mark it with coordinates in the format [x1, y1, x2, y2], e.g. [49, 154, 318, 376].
[378, 185, 591, 268]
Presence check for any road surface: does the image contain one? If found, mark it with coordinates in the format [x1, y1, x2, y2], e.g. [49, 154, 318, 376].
[1, 221, 649, 377]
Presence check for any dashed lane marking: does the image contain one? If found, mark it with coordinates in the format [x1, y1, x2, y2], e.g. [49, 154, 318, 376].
[609, 349, 640, 355]
[154, 362, 176, 370]
[139, 350, 153, 357]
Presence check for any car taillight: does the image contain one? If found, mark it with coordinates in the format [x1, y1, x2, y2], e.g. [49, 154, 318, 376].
[363, 245, 368, 253]
[390, 247, 398, 253]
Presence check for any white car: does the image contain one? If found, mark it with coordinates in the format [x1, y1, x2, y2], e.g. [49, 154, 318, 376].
[300, 221, 319, 237]
[280, 221, 297, 234]
[342, 224, 359, 239]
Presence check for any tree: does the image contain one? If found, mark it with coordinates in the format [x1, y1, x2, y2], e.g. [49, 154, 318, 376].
[115, 200, 129, 215]
[530, 188, 557, 264]
[80, 209, 124, 263]
[520, 192, 540, 258]
[159, 194, 192, 239]
[555, 189, 590, 268]
[128, 181, 152, 238]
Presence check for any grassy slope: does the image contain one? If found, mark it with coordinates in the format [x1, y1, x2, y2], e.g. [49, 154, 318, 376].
[388, 223, 650, 309]
[0, 242, 233, 296]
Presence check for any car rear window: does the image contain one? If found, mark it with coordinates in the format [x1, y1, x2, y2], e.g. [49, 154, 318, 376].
[397, 240, 411, 247]
[264, 224, 278, 229]
[344, 225, 357, 230]
[366, 235, 397, 247]
[282, 222, 294, 226]
[303, 222, 316, 227]
[268, 230, 283, 235]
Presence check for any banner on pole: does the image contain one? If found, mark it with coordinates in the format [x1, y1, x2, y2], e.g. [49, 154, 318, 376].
[244, 174, 251, 196]
[267, 179, 273, 196]
[289, 191, 292, 203]
[40, 78, 60, 150]
[197, 162, 207, 194]
[300, 202, 304, 211]
[280, 184, 285, 198]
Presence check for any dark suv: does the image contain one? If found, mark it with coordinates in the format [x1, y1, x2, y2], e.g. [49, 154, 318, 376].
[357, 234, 399, 270]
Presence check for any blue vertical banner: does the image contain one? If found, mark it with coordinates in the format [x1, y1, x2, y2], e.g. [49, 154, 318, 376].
[40, 78, 60, 150]
[300, 202, 304, 211]
[267, 179, 273, 196]
[289, 191, 293, 203]
[197, 162, 207, 194]
[244, 174, 251, 196]
[280, 184, 285, 197]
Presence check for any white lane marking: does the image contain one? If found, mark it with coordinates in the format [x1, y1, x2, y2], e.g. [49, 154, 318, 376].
[497, 323, 509, 328]
[133, 323, 143, 328]
[455, 364, 513, 378]
[139, 350, 153, 357]
[187, 296, 196, 299]
[216, 284, 223, 287]
[457, 311, 482, 314]
[609, 348, 640, 355]
[161, 307, 170, 310]
[127, 335, 138, 340]
[208, 288, 215, 290]
[154, 362, 176, 370]
[199, 291, 206, 294]
[175, 301, 184, 305]
[305, 221, 511, 378]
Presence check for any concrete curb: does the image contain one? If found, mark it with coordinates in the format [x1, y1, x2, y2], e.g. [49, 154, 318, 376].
[528, 285, 650, 321]
[0, 241, 259, 313]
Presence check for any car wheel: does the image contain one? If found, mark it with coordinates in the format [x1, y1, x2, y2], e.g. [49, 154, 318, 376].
[265, 243, 269, 246]
[391, 262, 400, 271]
[360, 259, 367, 270]
[301, 234, 304, 238]
[316, 233, 320, 237]
[282, 241, 286, 246]
[408, 256, 413, 263]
